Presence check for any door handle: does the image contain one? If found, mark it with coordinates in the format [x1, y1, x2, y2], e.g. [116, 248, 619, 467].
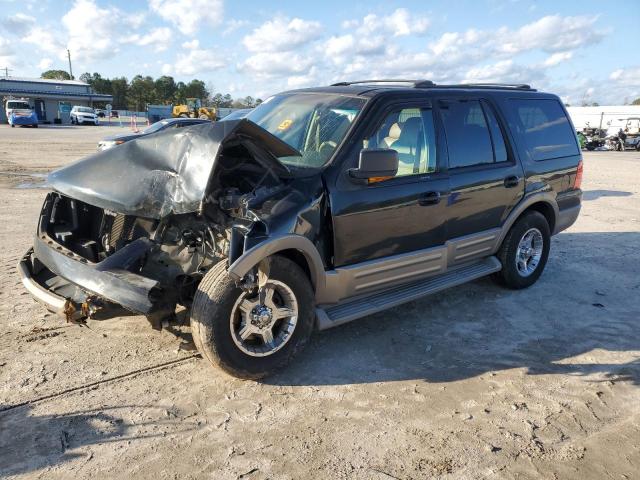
[418, 191, 441, 206]
[504, 175, 520, 188]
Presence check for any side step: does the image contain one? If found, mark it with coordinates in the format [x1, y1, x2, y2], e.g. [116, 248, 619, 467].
[316, 256, 501, 330]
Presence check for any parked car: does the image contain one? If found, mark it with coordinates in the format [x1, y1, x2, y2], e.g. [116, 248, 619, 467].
[221, 108, 252, 121]
[97, 117, 211, 150]
[19, 80, 582, 379]
[95, 109, 106, 118]
[4, 98, 38, 127]
[70, 106, 99, 125]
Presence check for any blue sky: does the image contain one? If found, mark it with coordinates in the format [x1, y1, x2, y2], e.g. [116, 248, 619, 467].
[0, 0, 638, 104]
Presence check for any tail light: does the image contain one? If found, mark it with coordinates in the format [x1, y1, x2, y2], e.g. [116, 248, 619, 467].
[574, 159, 583, 189]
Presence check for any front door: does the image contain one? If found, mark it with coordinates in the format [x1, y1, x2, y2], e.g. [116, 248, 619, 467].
[34, 99, 46, 122]
[330, 101, 449, 268]
[437, 97, 524, 264]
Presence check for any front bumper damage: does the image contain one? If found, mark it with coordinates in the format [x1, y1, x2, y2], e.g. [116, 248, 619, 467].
[18, 234, 162, 322]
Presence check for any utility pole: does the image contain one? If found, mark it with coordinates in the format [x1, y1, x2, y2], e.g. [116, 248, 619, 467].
[2, 67, 12, 78]
[67, 49, 73, 80]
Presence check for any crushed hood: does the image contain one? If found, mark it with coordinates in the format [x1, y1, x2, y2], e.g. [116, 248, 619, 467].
[48, 119, 300, 219]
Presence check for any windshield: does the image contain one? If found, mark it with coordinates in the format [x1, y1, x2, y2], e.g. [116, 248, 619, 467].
[143, 120, 171, 134]
[246, 93, 365, 167]
[76, 107, 94, 113]
[7, 101, 30, 110]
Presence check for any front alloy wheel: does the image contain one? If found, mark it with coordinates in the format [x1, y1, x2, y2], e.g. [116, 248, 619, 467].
[190, 255, 315, 379]
[230, 280, 298, 357]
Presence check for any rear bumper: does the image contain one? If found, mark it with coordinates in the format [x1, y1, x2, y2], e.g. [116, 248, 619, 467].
[554, 204, 581, 234]
[554, 189, 582, 234]
[19, 234, 162, 316]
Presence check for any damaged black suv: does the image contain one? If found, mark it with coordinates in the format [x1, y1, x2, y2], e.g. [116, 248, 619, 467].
[19, 80, 583, 378]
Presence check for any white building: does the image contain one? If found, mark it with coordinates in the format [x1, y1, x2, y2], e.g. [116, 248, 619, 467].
[567, 105, 640, 132]
[0, 76, 113, 124]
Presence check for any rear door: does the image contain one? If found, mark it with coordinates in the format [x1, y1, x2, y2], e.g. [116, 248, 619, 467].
[437, 97, 524, 264]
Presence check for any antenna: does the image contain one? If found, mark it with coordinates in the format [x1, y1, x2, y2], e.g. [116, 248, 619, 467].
[67, 49, 73, 80]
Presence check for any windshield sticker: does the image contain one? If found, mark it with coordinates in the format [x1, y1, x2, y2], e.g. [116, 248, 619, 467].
[278, 119, 293, 131]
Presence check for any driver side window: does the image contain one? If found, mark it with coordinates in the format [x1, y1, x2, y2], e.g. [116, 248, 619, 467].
[364, 108, 437, 177]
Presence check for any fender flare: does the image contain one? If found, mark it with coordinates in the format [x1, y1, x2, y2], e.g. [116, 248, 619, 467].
[227, 234, 327, 296]
[496, 192, 559, 247]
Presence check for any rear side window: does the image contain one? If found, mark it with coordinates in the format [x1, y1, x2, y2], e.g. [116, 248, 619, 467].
[439, 100, 494, 168]
[508, 99, 579, 161]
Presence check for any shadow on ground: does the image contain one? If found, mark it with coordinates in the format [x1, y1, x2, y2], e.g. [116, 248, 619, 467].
[582, 189, 632, 201]
[0, 404, 195, 476]
[264, 231, 640, 387]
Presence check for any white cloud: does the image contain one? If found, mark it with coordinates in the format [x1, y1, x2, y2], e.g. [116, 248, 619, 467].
[37, 58, 53, 70]
[240, 51, 313, 77]
[182, 39, 200, 50]
[223, 19, 249, 36]
[162, 48, 225, 76]
[462, 60, 542, 84]
[23, 27, 65, 58]
[287, 67, 319, 89]
[149, 0, 223, 36]
[1, 13, 35, 34]
[61, 0, 142, 62]
[125, 27, 172, 52]
[498, 15, 603, 54]
[342, 8, 430, 38]
[610, 67, 640, 88]
[243, 16, 322, 53]
[0, 37, 14, 57]
[324, 34, 385, 64]
[543, 51, 573, 67]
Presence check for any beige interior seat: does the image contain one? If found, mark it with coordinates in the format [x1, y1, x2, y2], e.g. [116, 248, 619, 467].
[384, 123, 401, 147]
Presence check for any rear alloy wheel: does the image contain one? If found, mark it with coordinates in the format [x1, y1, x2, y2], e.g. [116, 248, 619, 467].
[190, 255, 315, 379]
[493, 211, 550, 289]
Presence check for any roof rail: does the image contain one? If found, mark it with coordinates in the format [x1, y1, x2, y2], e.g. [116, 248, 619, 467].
[427, 83, 534, 90]
[330, 79, 434, 87]
[330, 80, 534, 91]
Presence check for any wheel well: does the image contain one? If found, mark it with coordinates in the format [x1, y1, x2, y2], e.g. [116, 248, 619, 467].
[275, 249, 312, 283]
[523, 201, 556, 233]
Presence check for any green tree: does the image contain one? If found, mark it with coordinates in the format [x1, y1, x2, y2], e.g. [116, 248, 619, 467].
[128, 75, 156, 111]
[632, 98, 640, 106]
[154, 76, 176, 104]
[110, 77, 129, 109]
[41, 70, 72, 80]
[243, 96, 255, 108]
[183, 79, 208, 100]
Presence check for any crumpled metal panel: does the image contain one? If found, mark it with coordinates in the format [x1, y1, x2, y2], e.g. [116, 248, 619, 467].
[48, 119, 299, 219]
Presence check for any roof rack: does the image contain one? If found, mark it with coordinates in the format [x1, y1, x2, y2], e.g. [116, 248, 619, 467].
[434, 83, 534, 90]
[330, 79, 435, 87]
[330, 80, 534, 91]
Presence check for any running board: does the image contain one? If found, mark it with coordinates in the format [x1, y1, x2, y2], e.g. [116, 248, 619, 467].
[316, 256, 501, 330]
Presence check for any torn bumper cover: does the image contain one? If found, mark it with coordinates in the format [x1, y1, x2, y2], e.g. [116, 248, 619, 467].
[18, 235, 160, 318]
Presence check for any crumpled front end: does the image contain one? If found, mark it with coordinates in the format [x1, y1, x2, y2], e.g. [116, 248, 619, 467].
[18, 191, 225, 325]
[18, 119, 322, 326]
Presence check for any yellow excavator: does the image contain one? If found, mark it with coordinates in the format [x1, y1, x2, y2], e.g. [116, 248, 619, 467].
[172, 98, 216, 120]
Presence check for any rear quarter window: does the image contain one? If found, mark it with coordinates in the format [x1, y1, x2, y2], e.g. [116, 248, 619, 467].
[508, 98, 579, 161]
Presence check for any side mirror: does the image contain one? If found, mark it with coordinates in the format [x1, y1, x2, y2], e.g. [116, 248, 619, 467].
[349, 148, 399, 182]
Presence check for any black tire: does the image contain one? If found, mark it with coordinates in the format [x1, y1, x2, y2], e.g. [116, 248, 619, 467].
[493, 211, 551, 289]
[190, 255, 315, 379]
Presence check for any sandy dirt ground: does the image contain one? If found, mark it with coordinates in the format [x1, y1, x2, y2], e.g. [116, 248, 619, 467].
[0, 124, 639, 479]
